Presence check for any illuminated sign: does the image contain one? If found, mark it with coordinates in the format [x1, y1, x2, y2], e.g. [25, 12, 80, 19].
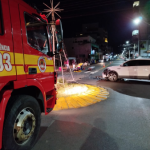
[132, 30, 139, 36]
[133, 1, 140, 7]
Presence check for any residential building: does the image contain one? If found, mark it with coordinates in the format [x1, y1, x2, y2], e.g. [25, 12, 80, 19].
[76, 23, 109, 58]
[64, 36, 100, 63]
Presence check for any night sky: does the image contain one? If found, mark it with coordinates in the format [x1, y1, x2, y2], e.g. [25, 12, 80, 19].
[24, 0, 149, 52]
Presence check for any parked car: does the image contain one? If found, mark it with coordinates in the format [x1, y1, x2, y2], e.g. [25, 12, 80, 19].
[102, 59, 150, 82]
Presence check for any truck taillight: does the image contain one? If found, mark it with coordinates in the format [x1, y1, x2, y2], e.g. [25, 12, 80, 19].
[54, 72, 57, 84]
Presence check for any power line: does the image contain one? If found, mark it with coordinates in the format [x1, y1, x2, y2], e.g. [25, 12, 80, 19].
[38, 0, 133, 13]
[61, 8, 133, 19]
[61, 0, 133, 8]
[62, 1, 132, 12]
[56, 0, 133, 5]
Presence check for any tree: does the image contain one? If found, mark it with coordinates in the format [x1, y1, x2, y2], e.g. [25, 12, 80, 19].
[142, 0, 150, 21]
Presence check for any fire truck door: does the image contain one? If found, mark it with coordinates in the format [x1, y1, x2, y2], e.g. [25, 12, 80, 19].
[19, 5, 54, 92]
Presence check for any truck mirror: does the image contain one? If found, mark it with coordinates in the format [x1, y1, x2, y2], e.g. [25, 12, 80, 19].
[56, 19, 63, 53]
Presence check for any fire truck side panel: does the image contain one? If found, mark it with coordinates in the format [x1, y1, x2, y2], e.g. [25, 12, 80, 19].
[13, 78, 47, 111]
[9, 0, 26, 81]
[19, 5, 55, 93]
[0, 83, 5, 91]
[0, 0, 16, 83]
[0, 0, 57, 149]
[0, 90, 12, 149]
[0, 80, 47, 149]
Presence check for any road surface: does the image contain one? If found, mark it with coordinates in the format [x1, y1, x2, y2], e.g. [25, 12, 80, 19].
[32, 59, 150, 150]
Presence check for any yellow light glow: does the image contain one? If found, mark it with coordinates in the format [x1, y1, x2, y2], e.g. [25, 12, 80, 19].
[64, 86, 88, 95]
[105, 38, 108, 43]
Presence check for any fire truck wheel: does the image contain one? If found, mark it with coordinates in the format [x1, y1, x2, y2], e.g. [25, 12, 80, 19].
[2, 95, 41, 150]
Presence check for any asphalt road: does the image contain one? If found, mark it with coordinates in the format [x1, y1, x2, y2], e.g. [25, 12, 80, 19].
[32, 59, 150, 150]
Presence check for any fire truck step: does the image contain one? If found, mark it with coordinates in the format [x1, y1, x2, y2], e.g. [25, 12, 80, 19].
[46, 95, 54, 101]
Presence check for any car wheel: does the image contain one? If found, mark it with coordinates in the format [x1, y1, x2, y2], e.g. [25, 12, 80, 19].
[2, 95, 41, 150]
[108, 72, 118, 82]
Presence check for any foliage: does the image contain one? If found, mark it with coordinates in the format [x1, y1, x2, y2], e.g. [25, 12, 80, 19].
[142, 0, 150, 21]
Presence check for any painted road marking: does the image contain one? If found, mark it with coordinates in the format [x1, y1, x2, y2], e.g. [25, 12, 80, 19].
[84, 71, 91, 73]
[99, 63, 111, 70]
[90, 70, 99, 74]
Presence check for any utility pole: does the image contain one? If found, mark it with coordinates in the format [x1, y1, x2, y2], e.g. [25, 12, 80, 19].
[134, 43, 136, 58]
[129, 48, 130, 59]
[133, 1, 140, 57]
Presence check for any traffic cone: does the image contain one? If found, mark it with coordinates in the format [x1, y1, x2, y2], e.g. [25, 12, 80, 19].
[103, 64, 105, 67]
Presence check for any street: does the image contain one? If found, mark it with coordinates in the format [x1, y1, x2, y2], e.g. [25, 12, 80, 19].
[1, 0, 150, 150]
[32, 59, 150, 150]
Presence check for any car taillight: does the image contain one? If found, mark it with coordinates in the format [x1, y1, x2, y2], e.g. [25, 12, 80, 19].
[54, 72, 57, 84]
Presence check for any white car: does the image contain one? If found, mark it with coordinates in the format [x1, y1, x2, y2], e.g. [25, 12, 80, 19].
[102, 59, 150, 81]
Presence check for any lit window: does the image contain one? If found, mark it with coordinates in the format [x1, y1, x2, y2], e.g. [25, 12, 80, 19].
[105, 38, 108, 43]
[91, 50, 95, 55]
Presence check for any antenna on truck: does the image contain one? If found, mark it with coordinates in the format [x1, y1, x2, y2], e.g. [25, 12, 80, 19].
[42, 0, 75, 85]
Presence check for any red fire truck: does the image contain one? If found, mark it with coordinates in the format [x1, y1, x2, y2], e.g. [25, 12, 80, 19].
[0, 0, 62, 149]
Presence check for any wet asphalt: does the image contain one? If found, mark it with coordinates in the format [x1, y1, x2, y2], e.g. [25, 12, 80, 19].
[32, 59, 150, 150]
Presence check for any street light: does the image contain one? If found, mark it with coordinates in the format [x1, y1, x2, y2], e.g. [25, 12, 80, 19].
[133, 16, 142, 57]
[124, 41, 131, 59]
[133, 16, 142, 25]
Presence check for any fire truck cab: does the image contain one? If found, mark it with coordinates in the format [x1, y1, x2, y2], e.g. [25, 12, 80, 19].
[0, 0, 62, 149]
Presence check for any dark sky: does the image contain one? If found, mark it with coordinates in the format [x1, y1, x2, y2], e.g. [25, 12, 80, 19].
[24, 0, 148, 51]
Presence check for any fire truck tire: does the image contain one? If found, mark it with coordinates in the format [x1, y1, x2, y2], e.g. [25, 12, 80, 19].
[2, 95, 41, 150]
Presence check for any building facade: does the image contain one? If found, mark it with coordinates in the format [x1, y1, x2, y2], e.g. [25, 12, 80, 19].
[64, 36, 100, 63]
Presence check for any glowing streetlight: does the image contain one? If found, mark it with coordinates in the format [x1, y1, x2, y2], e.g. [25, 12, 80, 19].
[133, 16, 142, 57]
[126, 41, 129, 44]
[133, 17, 142, 25]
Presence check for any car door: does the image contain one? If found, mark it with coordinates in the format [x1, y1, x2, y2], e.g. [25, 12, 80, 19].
[118, 60, 137, 78]
[128, 60, 138, 79]
[147, 60, 150, 79]
[137, 60, 150, 79]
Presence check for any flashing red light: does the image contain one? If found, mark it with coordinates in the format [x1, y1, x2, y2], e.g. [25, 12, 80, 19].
[56, 19, 60, 26]
[40, 13, 48, 23]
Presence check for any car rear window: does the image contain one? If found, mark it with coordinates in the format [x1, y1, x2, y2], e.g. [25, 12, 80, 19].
[0, 0, 4, 35]
[138, 60, 150, 66]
